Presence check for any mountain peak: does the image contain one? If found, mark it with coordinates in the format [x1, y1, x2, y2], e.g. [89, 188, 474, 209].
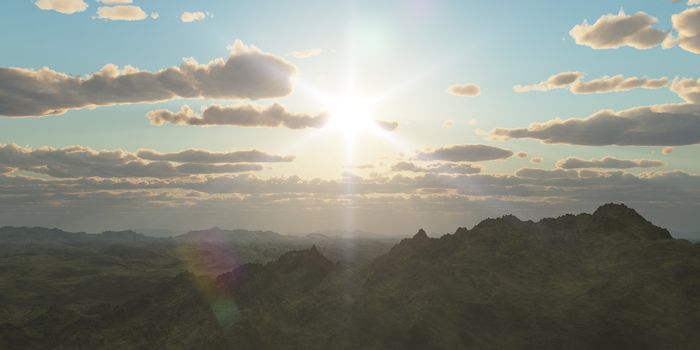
[593, 203, 638, 218]
[413, 229, 428, 240]
[591, 203, 671, 240]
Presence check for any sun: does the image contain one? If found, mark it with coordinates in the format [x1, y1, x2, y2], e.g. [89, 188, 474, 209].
[324, 94, 376, 136]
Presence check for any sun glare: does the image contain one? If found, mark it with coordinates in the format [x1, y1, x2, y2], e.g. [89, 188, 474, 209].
[324, 94, 376, 136]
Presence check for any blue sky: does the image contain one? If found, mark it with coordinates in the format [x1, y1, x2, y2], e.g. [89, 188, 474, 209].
[0, 0, 699, 234]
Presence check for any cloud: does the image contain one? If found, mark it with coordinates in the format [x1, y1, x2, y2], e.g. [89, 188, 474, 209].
[150, 12, 158, 20]
[515, 72, 667, 94]
[0, 144, 293, 178]
[569, 9, 668, 49]
[442, 120, 453, 128]
[180, 11, 207, 23]
[96, 5, 148, 21]
[375, 120, 399, 131]
[514, 71, 582, 92]
[147, 103, 399, 131]
[491, 103, 700, 146]
[391, 161, 482, 175]
[515, 168, 578, 179]
[556, 157, 664, 169]
[147, 103, 328, 129]
[530, 157, 543, 164]
[670, 7, 700, 54]
[670, 77, 700, 103]
[288, 49, 323, 59]
[516, 152, 528, 158]
[417, 144, 513, 162]
[136, 149, 294, 163]
[2, 161, 700, 233]
[662, 146, 674, 155]
[571, 75, 668, 94]
[0, 41, 296, 117]
[447, 83, 480, 97]
[98, 0, 131, 4]
[34, 0, 87, 14]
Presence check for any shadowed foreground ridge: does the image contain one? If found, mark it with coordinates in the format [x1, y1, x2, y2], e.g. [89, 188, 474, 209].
[1, 204, 698, 349]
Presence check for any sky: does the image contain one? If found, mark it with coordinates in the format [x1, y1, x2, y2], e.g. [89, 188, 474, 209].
[1, 0, 699, 235]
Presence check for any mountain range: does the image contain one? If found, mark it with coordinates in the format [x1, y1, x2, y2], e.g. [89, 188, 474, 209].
[1, 204, 698, 349]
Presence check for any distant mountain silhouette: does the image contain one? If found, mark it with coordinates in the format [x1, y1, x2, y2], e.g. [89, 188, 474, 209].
[176, 227, 285, 243]
[1, 204, 698, 349]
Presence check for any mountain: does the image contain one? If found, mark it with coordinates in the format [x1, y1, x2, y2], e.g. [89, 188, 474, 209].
[175, 227, 285, 244]
[1, 204, 698, 349]
[306, 229, 387, 239]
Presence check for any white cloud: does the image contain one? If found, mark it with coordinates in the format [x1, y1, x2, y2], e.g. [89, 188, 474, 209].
[671, 77, 700, 103]
[180, 11, 207, 23]
[34, 0, 87, 14]
[670, 7, 700, 54]
[447, 83, 480, 97]
[96, 5, 148, 21]
[569, 9, 668, 49]
[288, 49, 323, 59]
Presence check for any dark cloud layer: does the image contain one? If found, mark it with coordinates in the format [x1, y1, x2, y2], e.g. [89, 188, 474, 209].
[2, 166, 699, 232]
[136, 149, 294, 163]
[0, 144, 293, 178]
[556, 157, 664, 169]
[391, 161, 482, 175]
[0, 41, 296, 117]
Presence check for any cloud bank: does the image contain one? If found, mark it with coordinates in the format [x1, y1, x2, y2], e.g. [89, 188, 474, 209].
[556, 157, 664, 169]
[0, 41, 296, 117]
[391, 161, 482, 175]
[0, 144, 292, 178]
[147, 104, 329, 129]
[515, 72, 667, 94]
[491, 103, 700, 146]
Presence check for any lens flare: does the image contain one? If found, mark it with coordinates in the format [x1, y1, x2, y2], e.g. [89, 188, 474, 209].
[177, 229, 243, 329]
